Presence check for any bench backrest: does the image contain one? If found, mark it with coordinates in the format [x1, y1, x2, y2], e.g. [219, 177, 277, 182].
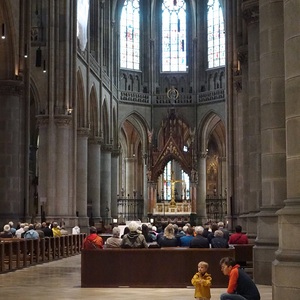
[81, 247, 235, 288]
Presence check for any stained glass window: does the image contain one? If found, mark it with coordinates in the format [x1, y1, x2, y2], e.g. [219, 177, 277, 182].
[207, 0, 225, 68]
[162, 0, 187, 72]
[120, 0, 140, 70]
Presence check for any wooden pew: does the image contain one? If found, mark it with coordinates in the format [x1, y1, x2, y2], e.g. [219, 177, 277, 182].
[0, 234, 86, 274]
[231, 244, 254, 277]
[81, 247, 235, 288]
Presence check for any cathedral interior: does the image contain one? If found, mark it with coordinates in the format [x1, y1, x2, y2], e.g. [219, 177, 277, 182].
[0, 0, 300, 298]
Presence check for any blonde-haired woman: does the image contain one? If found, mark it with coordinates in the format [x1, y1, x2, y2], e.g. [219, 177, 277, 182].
[157, 224, 179, 247]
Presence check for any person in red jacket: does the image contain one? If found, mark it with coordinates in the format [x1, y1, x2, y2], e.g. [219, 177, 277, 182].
[219, 257, 260, 300]
[82, 226, 103, 249]
[228, 225, 248, 244]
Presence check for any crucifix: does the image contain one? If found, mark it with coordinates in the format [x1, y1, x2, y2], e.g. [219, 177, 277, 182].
[164, 170, 184, 207]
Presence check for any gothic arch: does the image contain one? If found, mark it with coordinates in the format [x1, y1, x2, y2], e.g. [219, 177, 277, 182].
[101, 99, 110, 144]
[198, 110, 225, 156]
[89, 85, 99, 137]
[0, 1, 15, 79]
[77, 69, 86, 128]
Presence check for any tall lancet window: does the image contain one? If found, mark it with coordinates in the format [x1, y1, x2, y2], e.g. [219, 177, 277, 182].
[207, 0, 225, 68]
[120, 0, 140, 70]
[77, 0, 89, 51]
[162, 0, 187, 72]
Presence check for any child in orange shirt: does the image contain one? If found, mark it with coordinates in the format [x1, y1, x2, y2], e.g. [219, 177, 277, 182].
[191, 261, 212, 300]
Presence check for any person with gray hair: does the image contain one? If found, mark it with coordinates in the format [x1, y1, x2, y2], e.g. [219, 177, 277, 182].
[121, 221, 148, 248]
[190, 226, 209, 248]
[0, 224, 13, 238]
[105, 227, 122, 248]
[211, 229, 229, 248]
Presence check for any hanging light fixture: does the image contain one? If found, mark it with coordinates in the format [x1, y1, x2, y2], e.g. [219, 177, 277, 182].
[36, 47, 42, 67]
[24, 43, 28, 58]
[1, 23, 5, 39]
[43, 59, 47, 73]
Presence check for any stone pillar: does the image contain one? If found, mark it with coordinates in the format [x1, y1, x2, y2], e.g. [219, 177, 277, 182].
[111, 148, 119, 219]
[76, 128, 89, 227]
[100, 144, 112, 221]
[173, 161, 182, 199]
[125, 157, 136, 198]
[0, 81, 25, 221]
[88, 138, 101, 223]
[254, 0, 285, 285]
[52, 116, 73, 217]
[241, 0, 261, 234]
[273, 1, 300, 299]
[196, 152, 207, 222]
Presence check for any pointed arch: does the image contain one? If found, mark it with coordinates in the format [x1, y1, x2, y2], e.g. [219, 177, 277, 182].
[89, 85, 99, 137]
[102, 99, 110, 144]
[0, 1, 15, 79]
[77, 69, 86, 128]
[198, 110, 225, 156]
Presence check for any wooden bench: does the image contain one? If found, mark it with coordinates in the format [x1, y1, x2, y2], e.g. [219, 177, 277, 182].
[231, 244, 254, 277]
[81, 247, 235, 288]
[0, 234, 86, 273]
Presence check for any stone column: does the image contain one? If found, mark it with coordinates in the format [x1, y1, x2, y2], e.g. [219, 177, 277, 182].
[111, 148, 119, 219]
[88, 137, 101, 223]
[52, 116, 73, 217]
[76, 128, 89, 227]
[100, 144, 112, 221]
[273, 1, 300, 299]
[125, 157, 136, 198]
[254, 0, 285, 285]
[241, 0, 261, 234]
[36, 116, 49, 217]
[0, 81, 25, 221]
[196, 152, 207, 223]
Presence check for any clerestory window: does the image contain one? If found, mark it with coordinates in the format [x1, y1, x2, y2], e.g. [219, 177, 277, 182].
[161, 0, 187, 72]
[207, 0, 225, 68]
[120, 0, 140, 70]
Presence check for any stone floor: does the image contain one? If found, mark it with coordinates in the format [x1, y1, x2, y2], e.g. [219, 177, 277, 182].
[0, 255, 272, 300]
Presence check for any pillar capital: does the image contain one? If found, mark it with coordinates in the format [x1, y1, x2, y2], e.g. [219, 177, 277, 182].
[54, 115, 72, 128]
[242, 0, 259, 24]
[88, 136, 103, 145]
[36, 115, 49, 128]
[0, 80, 24, 95]
[101, 144, 113, 152]
[77, 127, 90, 137]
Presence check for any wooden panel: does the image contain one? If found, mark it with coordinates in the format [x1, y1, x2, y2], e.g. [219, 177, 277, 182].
[81, 248, 235, 288]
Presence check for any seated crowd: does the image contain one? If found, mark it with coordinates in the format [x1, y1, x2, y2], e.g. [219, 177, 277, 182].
[82, 221, 249, 250]
[0, 221, 81, 240]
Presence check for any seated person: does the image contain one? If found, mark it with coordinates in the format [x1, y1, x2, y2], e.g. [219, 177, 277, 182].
[82, 226, 103, 249]
[179, 226, 194, 247]
[142, 223, 155, 243]
[229, 225, 249, 244]
[190, 226, 209, 248]
[105, 227, 122, 248]
[0, 224, 13, 238]
[211, 230, 229, 248]
[121, 221, 148, 248]
[157, 224, 179, 247]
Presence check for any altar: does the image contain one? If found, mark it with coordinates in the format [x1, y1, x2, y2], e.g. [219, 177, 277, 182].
[153, 200, 191, 215]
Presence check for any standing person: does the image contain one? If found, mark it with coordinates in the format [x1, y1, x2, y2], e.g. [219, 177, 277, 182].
[219, 257, 260, 300]
[82, 226, 103, 249]
[228, 225, 248, 245]
[191, 261, 212, 300]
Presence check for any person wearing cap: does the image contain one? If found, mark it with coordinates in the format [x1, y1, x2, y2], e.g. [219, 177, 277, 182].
[0, 224, 13, 238]
[121, 221, 148, 248]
